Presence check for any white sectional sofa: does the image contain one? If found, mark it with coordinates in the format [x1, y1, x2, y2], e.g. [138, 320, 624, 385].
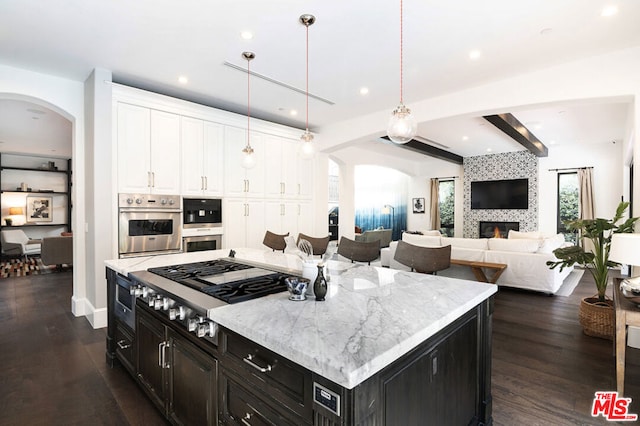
[381, 231, 574, 295]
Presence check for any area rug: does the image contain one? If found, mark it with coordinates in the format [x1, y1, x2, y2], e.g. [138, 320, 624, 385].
[555, 269, 585, 296]
[0, 257, 59, 278]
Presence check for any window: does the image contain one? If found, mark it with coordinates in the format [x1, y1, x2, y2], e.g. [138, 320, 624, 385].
[439, 180, 455, 237]
[557, 172, 578, 244]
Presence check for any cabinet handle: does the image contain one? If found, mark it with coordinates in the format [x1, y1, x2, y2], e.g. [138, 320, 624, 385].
[201, 176, 204, 190]
[280, 182, 284, 194]
[117, 340, 131, 350]
[243, 353, 272, 373]
[298, 183, 301, 195]
[281, 204, 284, 216]
[247, 179, 250, 193]
[241, 412, 253, 426]
[151, 171, 155, 187]
[158, 342, 165, 367]
[147, 171, 152, 188]
[204, 176, 208, 190]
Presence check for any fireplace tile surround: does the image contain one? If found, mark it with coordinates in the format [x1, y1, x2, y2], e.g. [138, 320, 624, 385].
[463, 151, 539, 238]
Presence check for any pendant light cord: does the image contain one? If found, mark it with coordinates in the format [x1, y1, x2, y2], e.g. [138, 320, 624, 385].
[305, 22, 310, 132]
[247, 57, 251, 147]
[400, 0, 404, 105]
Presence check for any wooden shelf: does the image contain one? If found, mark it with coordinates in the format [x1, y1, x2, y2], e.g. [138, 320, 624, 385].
[1, 224, 68, 229]
[1, 190, 68, 195]
[0, 166, 68, 174]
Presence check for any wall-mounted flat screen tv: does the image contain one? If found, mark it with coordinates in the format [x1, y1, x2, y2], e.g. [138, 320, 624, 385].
[471, 178, 529, 209]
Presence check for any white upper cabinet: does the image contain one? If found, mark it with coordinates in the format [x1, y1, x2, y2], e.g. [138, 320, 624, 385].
[264, 135, 299, 199]
[117, 103, 180, 194]
[181, 117, 224, 196]
[149, 110, 181, 194]
[223, 126, 264, 198]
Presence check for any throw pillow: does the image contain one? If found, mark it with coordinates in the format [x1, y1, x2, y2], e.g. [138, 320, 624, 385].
[537, 233, 566, 254]
[508, 230, 542, 240]
[488, 238, 540, 253]
[442, 237, 489, 250]
[402, 233, 441, 247]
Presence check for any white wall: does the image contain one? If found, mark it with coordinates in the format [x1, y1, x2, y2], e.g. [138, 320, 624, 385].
[0, 64, 88, 322]
[318, 47, 640, 236]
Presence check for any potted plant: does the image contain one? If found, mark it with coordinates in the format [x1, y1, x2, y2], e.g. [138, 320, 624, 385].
[548, 201, 638, 339]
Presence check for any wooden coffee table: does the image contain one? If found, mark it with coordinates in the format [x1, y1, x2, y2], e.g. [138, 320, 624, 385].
[450, 259, 507, 284]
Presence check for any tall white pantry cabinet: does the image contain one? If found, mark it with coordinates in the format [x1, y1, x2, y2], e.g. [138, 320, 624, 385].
[113, 85, 315, 251]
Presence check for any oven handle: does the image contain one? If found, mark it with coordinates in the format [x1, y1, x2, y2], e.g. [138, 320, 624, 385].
[119, 208, 182, 214]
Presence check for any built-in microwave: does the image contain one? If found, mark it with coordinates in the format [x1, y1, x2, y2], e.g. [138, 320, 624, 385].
[183, 198, 222, 228]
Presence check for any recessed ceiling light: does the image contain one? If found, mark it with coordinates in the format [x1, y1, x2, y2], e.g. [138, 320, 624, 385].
[359, 87, 369, 95]
[240, 31, 253, 40]
[290, 110, 298, 116]
[486, 148, 493, 152]
[178, 76, 188, 84]
[462, 136, 469, 141]
[469, 50, 481, 60]
[539, 27, 553, 36]
[550, 140, 557, 145]
[601, 5, 618, 17]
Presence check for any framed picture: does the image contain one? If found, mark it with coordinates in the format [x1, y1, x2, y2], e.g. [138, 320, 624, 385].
[412, 198, 425, 214]
[26, 196, 53, 222]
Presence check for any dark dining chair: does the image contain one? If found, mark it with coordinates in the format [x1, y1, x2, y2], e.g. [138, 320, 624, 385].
[336, 236, 380, 265]
[263, 230, 289, 252]
[296, 233, 330, 257]
[393, 240, 451, 274]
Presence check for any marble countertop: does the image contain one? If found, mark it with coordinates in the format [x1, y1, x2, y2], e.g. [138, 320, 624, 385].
[105, 249, 497, 390]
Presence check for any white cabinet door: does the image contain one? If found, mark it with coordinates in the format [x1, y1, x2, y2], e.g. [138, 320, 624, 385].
[296, 201, 314, 236]
[265, 200, 301, 238]
[202, 121, 224, 196]
[224, 127, 264, 198]
[117, 103, 151, 193]
[297, 153, 314, 199]
[224, 198, 265, 250]
[245, 200, 265, 249]
[181, 117, 205, 195]
[150, 110, 181, 194]
[182, 118, 224, 196]
[263, 135, 298, 199]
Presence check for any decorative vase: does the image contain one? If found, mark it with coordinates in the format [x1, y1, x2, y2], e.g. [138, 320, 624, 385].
[313, 264, 327, 301]
[579, 295, 614, 340]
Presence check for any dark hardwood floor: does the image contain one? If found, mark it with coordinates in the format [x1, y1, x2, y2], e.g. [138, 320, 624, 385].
[0, 269, 638, 425]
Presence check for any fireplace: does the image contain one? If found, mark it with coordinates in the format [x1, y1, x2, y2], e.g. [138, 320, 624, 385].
[479, 221, 519, 238]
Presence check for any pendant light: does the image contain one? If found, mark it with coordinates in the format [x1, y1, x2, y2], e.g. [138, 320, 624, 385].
[241, 51, 257, 169]
[387, 0, 417, 144]
[299, 14, 315, 159]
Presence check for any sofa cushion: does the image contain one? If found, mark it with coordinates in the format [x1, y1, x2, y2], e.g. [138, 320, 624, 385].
[488, 238, 540, 253]
[537, 233, 565, 254]
[441, 237, 488, 250]
[508, 230, 542, 240]
[402, 233, 441, 247]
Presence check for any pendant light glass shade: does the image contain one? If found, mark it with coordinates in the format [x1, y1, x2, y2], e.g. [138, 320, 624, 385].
[387, 0, 416, 144]
[241, 51, 257, 169]
[299, 14, 315, 158]
[388, 104, 417, 144]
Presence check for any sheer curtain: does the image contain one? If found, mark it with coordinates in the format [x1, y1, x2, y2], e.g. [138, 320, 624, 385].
[578, 168, 595, 220]
[430, 178, 440, 231]
[354, 165, 408, 241]
[578, 168, 595, 251]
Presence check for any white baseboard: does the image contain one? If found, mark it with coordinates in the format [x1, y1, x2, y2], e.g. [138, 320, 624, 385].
[71, 296, 108, 329]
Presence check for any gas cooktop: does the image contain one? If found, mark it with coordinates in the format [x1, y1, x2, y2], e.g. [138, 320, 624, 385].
[147, 259, 290, 304]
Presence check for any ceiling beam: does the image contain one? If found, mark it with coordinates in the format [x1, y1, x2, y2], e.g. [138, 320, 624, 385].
[381, 136, 464, 164]
[483, 113, 548, 157]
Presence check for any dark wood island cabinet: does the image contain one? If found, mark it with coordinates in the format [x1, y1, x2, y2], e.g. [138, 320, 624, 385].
[106, 252, 495, 426]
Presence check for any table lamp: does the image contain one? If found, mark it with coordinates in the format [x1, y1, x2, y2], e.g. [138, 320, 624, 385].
[609, 233, 640, 288]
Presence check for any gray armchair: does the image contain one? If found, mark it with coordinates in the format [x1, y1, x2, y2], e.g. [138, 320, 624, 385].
[354, 228, 392, 248]
[1, 229, 41, 258]
[41, 236, 73, 268]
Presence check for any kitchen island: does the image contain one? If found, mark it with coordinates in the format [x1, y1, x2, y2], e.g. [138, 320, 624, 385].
[106, 249, 496, 425]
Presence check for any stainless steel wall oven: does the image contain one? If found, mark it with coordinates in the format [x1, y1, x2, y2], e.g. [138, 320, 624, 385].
[118, 193, 182, 258]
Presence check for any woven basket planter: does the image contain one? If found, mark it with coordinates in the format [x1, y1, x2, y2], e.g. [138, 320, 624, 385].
[579, 296, 614, 340]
